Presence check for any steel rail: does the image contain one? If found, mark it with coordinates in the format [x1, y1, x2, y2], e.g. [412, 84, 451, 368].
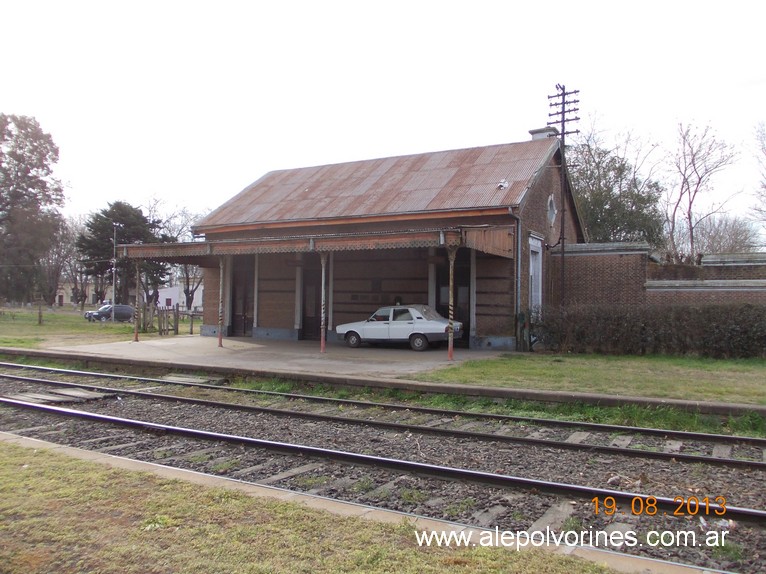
[2, 371, 765, 471]
[1, 361, 764, 447]
[1, 397, 764, 525]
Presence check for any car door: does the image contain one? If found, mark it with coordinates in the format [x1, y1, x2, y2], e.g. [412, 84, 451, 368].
[361, 308, 391, 341]
[388, 307, 415, 341]
[117, 306, 133, 321]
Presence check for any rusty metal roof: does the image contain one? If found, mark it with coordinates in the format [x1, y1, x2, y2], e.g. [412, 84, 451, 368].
[194, 138, 559, 234]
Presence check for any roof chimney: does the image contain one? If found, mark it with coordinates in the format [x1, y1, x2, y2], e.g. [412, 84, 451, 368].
[529, 126, 559, 141]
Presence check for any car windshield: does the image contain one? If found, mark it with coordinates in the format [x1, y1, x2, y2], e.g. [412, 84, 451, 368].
[97, 305, 111, 311]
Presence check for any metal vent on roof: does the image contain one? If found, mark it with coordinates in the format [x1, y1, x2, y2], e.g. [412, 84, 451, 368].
[497, 179, 509, 190]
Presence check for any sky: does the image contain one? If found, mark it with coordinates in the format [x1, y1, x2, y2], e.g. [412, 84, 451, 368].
[3, 0, 765, 225]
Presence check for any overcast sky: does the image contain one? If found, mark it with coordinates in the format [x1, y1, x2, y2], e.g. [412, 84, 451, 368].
[3, 1, 764, 221]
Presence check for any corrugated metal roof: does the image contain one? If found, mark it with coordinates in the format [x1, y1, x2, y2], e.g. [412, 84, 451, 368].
[194, 138, 558, 233]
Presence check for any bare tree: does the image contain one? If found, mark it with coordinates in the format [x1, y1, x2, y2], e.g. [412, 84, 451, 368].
[694, 214, 759, 254]
[143, 198, 207, 311]
[61, 216, 90, 309]
[664, 123, 736, 263]
[755, 123, 766, 223]
[143, 198, 199, 240]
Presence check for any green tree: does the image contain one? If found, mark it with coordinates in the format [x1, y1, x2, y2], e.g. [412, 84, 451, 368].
[76, 202, 170, 305]
[568, 129, 665, 247]
[37, 214, 71, 306]
[0, 114, 64, 303]
[0, 208, 63, 303]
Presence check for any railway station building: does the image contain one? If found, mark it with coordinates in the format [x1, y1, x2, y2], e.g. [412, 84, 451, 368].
[123, 128, 587, 350]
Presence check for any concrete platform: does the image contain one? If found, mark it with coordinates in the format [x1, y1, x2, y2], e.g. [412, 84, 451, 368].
[43, 334, 504, 379]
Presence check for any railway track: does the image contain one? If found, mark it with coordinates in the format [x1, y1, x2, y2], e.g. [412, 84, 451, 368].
[2, 361, 765, 470]
[1, 361, 765, 572]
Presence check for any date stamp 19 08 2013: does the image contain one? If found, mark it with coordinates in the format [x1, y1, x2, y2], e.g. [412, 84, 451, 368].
[592, 495, 727, 517]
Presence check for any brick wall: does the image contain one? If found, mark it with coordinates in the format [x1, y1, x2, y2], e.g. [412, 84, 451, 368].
[550, 243, 649, 306]
[201, 265, 220, 333]
[647, 263, 703, 280]
[557, 246, 766, 308]
[701, 265, 766, 281]
[646, 254, 766, 305]
[257, 253, 297, 329]
[474, 252, 514, 336]
[648, 261, 766, 281]
[332, 249, 429, 326]
[646, 288, 766, 305]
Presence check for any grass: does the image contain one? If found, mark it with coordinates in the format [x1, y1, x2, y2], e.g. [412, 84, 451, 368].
[421, 353, 766, 405]
[351, 476, 376, 493]
[444, 498, 476, 518]
[0, 442, 616, 574]
[711, 540, 744, 561]
[233, 378, 766, 437]
[0, 307, 138, 348]
[400, 487, 428, 504]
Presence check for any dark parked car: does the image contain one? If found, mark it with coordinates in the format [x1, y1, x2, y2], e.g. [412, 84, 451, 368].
[84, 304, 134, 323]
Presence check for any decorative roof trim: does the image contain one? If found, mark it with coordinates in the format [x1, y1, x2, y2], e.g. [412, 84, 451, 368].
[123, 228, 464, 260]
[122, 225, 520, 261]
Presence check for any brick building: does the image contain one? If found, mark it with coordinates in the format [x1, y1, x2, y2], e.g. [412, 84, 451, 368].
[124, 128, 584, 350]
[122, 131, 766, 351]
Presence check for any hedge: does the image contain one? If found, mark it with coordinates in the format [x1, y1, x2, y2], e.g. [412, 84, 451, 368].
[532, 303, 766, 358]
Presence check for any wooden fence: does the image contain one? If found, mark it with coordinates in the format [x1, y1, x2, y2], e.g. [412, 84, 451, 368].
[142, 304, 202, 335]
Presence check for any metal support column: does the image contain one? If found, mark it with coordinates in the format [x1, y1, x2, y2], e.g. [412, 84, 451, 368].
[320, 252, 327, 354]
[134, 262, 140, 342]
[218, 256, 224, 348]
[447, 246, 458, 361]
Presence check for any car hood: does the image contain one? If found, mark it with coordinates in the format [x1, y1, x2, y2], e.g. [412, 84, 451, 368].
[335, 320, 369, 332]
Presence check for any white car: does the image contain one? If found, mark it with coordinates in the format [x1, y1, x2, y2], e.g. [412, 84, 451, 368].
[335, 304, 462, 351]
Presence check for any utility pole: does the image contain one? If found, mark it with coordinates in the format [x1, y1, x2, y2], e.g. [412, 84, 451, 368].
[547, 84, 579, 307]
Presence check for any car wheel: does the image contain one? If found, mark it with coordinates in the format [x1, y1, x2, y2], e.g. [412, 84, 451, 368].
[345, 332, 362, 348]
[410, 333, 428, 351]
[99, 316, 108, 322]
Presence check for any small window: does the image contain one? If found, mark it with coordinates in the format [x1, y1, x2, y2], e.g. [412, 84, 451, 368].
[371, 308, 391, 321]
[393, 309, 413, 321]
[547, 194, 557, 227]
